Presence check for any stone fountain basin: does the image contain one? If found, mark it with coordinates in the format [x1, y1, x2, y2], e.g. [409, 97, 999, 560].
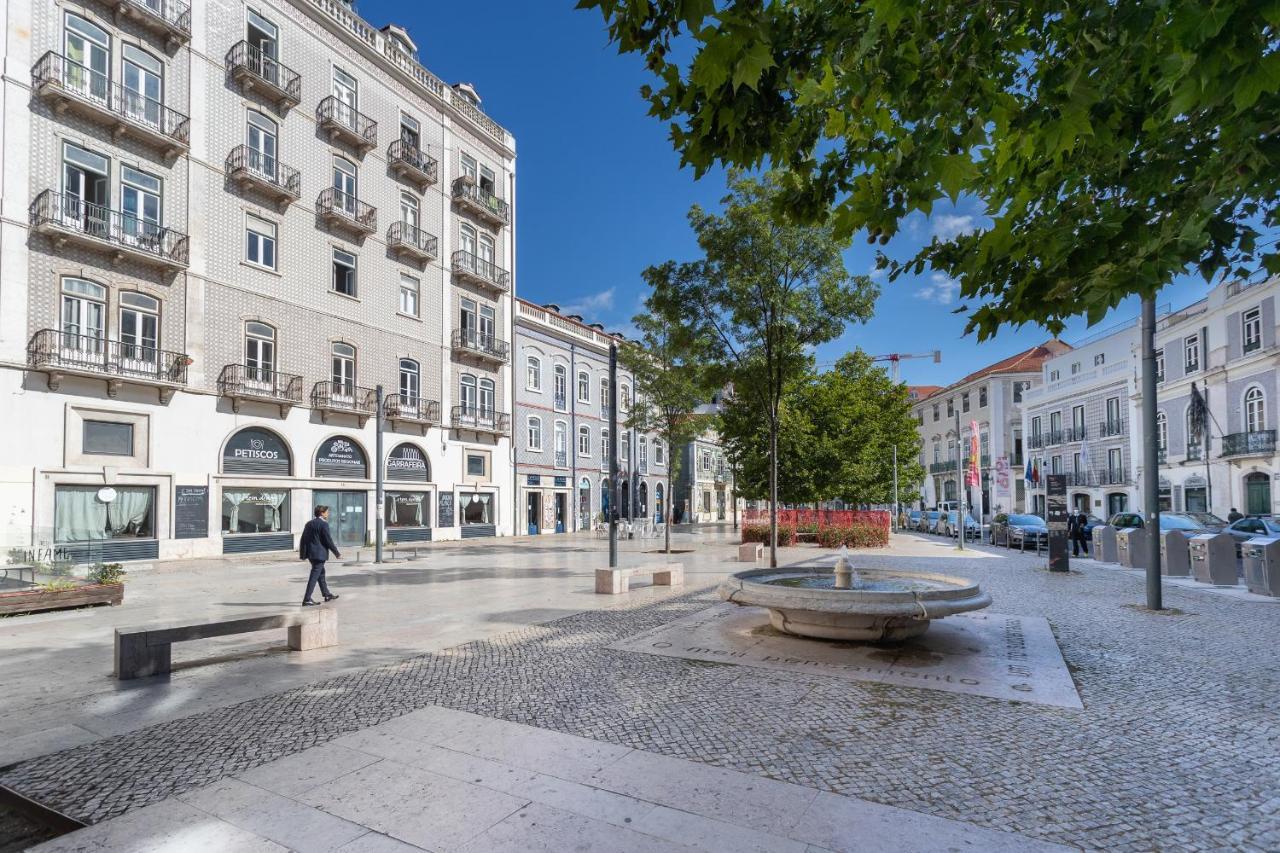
[717, 566, 992, 642]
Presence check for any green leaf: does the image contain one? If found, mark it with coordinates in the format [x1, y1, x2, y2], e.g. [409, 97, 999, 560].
[732, 41, 775, 92]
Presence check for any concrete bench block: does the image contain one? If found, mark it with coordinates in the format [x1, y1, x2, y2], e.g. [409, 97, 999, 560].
[288, 607, 338, 651]
[114, 630, 172, 679]
[595, 563, 685, 595]
[738, 543, 764, 562]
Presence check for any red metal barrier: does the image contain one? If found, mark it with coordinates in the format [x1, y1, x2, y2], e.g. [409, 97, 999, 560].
[741, 509, 891, 530]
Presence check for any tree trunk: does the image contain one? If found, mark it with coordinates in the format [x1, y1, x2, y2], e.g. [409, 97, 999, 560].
[665, 467, 672, 554]
[769, 423, 779, 568]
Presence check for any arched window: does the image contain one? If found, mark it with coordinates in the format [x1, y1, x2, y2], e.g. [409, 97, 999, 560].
[639, 436, 648, 466]
[526, 355, 541, 390]
[333, 155, 356, 211]
[1185, 405, 1200, 449]
[119, 292, 159, 363]
[459, 374, 477, 411]
[399, 358, 420, 402]
[331, 342, 356, 391]
[61, 277, 106, 348]
[553, 364, 567, 409]
[654, 438, 665, 465]
[1155, 411, 1167, 451]
[620, 384, 631, 411]
[601, 428, 610, 464]
[527, 415, 542, 451]
[246, 110, 278, 177]
[478, 376, 495, 414]
[245, 322, 275, 380]
[554, 420, 567, 463]
[400, 191, 418, 229]
[578, 424, 591, 456]
[577, 370, 590, 403]
[1245, 387, 1266, 433]
[600, 377, 610, 413]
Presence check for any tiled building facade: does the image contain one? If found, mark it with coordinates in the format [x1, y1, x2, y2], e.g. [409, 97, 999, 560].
[0, 0, 516, 560]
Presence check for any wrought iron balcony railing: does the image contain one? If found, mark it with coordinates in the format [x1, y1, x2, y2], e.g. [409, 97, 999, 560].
[114, 0, 192, 44]
[384, 394, 440, 425]
[1027, 433, 1045, 450]
[1098, 419, 1126, 438]
[217, 364, 302, 414]
[226, 145, 301, 205]
[29, 329, 188, 398]
[30, 190, 188, 268]
[388, 140, 438, 189]
[387, 221, 438, 263]
[451, 177, 510, 226]
[451, 328, 510, 363]
[1064, 471, 1091, 487]
[1098, 468, 1129, 486]
[317, 95, 377, 153]
[555, 450, 568, 468]
[451, 405, 510, 434]
[1064, 426, 1088, 443]
[1220, 430, 1277, 458]
[317, 187, 376, 235]
[451, 250, 511, 293]
[32, 52, 190, 154]
[553, 392, 567, 411]
[1043, 429, 1065, 447]
[226, 41, 301, 110]
[311, 381, 376, 425]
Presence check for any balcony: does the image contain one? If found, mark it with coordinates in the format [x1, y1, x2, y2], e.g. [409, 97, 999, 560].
[1098, 468, 1129, 486]
[451, 405, 510, 436]
[1187, 444, 1204, 462]
[1043, 429, 1065, 447]
[451, 250, 510, 294]
[226, 41, 301, 112]
[1064, 426, 1088, 443]
[387, 221, 438, 265]
[1098, 419, 1126, 438]
[32, 52, 189, 157]
[388, 140, 438, 191]
[30, 190, 188, 270]
[451, 328, 509, 365]
[451, 177, 509, 227]
[28, 329, 188, 402]
[1027, 434, 1045, 450]
[226, 146, 300, 209]
[384, 395, 440, 430]
[311, 381, 376, 426]
[1220, 430, 1277, 458]
[317, 188, 376, 238]
[217, 364, 302, 416]
[929, 461, 958, 474]
[555, 450, 568, 468]
[1064, 471, 1091, 487]
[111, 0, 191, 47]
[317, 96, 377, 155]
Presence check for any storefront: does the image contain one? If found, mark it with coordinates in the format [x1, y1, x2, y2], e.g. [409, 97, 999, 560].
[385, 442, 433, 543]
[312, 436, 369, 549]
[521, 474, 568, 534]
[459, 490, 497, 538]
[54, 484, 158, 562]
[221, 427, 294, 554]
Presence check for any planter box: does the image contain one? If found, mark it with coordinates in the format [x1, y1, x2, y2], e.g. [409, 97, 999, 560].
[0, 583, 123, 616]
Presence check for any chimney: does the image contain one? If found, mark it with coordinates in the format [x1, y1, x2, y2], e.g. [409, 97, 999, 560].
[542, 303, 560, 313]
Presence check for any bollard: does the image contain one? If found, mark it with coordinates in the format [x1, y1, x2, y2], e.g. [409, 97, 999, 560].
[1092, 525, 1118, 563]
[1160, 530, 1191, 577]
[1189, 532, 1237, 585]
[1116, 528, 1148, 568]
[1243, 536, 1280, 596]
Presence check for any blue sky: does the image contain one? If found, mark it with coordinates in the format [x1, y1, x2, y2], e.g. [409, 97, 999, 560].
[362, 0, 1221, 387]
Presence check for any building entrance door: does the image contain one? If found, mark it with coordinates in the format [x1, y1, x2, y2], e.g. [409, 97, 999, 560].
[554, 493, 566, 533]
[526, 491, 542, 535]
[1246, 473, 1271, 516]
[312, 490, 366, 548]
[1107, 493, 1127, 517]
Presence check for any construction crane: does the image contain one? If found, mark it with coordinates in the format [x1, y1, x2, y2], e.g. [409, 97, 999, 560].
[870, 350, 942, 384]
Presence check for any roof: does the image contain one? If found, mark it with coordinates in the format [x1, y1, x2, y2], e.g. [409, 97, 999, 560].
[906, 385, 943, 400]
[919, 340, 1072, 401]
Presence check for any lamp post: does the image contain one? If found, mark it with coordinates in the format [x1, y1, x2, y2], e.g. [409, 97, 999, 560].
[1141, 297, 1163, 609]
[375, 384, 384, 564]
[609, 343, 618, 568]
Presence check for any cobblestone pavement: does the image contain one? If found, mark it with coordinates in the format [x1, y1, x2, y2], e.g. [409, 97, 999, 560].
[3, 540, 1278, 851]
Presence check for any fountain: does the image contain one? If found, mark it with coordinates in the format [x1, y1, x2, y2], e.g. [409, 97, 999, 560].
[717, 545, 991, 642]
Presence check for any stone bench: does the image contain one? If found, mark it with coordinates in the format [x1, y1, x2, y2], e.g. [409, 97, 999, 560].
[595, 563, 684, 595]
[738, 542, 764, 562]
[114, 608, 338, 680]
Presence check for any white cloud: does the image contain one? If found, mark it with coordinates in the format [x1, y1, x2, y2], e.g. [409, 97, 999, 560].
[931, 213, 977, 241]
[558, 286, 616, 317]
[915, 272, 960, 305]
[868, 262, 888, 281]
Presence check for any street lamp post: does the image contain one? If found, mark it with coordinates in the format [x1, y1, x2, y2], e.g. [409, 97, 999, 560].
[1141, 296, 1163, 609]
[609, 343, 618, 568]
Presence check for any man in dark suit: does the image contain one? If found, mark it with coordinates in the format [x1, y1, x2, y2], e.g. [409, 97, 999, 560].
[1071, 510, 1091, 557]
[299, 505, 341, 606]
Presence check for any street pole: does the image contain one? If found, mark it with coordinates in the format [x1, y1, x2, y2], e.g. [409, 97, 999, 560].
[609, 343, 618, 568]
[892, 445, 899, 531]
[375, 384, 385, 564]
[1141, 296, 1163, 609]
[954, 409, 965, 552]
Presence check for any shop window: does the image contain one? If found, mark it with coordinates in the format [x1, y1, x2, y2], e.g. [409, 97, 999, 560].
[460, 492, 492, 524]
[83, 420, 133, 456]
[55, 485, 155, 542]
[221, 489, 289, 534]
[385, 492, 429, 527]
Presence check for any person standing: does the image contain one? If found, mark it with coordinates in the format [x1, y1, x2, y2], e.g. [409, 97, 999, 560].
[299, 505, 341, 606]
[1228, 507, 1244, 523]
[1071, 510, 1090, 557]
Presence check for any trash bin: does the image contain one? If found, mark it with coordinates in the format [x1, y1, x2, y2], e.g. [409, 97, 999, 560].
[1161, 530, 1191, 577]
[1116, 528, 1148, 568]
[1092, 525, 1118, 562]
[1189, 532, 1237, 585]
[1242, 535, 1280, 597]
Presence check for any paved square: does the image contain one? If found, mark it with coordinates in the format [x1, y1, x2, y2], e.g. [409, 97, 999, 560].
[609, 603, 1083, 708]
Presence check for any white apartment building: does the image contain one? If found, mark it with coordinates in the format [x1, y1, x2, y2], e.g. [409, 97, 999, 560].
[0, 0, 517, 563]
[1019, 326, 1141, 518]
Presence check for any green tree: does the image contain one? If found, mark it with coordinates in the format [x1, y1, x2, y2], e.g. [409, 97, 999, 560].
[717, 368, 819, 505]
[650, 170, 878, 566]
[578, 0, 1280, 336]
[619, 300, 714, 553]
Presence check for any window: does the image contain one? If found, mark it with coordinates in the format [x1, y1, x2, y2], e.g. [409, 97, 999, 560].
[245, 322, 275, 379]
[332, 156, 356, 213]
[1049, 369, 1060, 381]
[1106, 397, 1121, 428]
[654, 439, 665, 465]
[331, 342, 356, 391]
[946, 398, 954, 417]
[62, 142, 109, 229]
[961, 392, 970, 413]
[118, 292, 158, 363]
[1155, 349, 1165, 382]
[83, 421, 133, 456]
[459, 374, 476, 411]
[460, 153, 478, 182]
[61, 277, 106, 349]
[1070, 362, 1081, 375]
[1094, 353, 1106, 366]
[978, 386, 987, 407]
[1185, 406, 1200, 449]
[578, 371, 590, 403]
[465, 455, 486, 477]
[332, 66, 358, 126]
[332, 248, 356, 296]
[1050, 456, 1061, 474]
[1243, 307, 1262, 354]
[554, 421, 567, 463]
[246, 110, 278, 178]
[578, 425, 591, 456]
[620, 385, 631, 412]
[245, 214, 276, 270]
[400, 192, 419, 229]
[1013, 381, 1025, 403]
[1156, 411, 1168, 451]
[459, 221, 477, 256]
[1108, 448, 1122, 478]
[553, 365, 567, 410]
[1184, 334, 1200, 373]
[399, 358, 419, 402]
[527, 416, 542, 451]
[120, 166, 161, 244]
[1246, 387, 1266, 432]
[121, 44, 163, 129]
[399, 112, 420, 149]
[526, 355, 541, 391]
[1072, 405, 1085, 434]
[639, 437, 648, 466]
[461, 492, 492, 524]
[385, 492, 428, 528]
[601, 378, 610, 413]
[55, 485, 155, 542]
[1049, 411, 1062, 436]
[63, 14, 109, 105]
[479, 232, 495, 265]
[479, 164, 496, 195]
[222, 487, 288, 533]
[246, 9, 279, 62]
[478, 377, 495, 414]
[932, 404, 940, 421]
[601, 429, 610, 464]
[399, 274, 419, 317]
[1031, 416, 1042, 439]
[1072, 452, 1082, 475]
[932, 441, 940, 463]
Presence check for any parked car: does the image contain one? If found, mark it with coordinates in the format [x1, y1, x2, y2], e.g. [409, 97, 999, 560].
[943, 511, 982, 539]
[1225, 516, 1280, 554]
[1107, 511, 1227, 533]
[919, 510, 942, 533]
[1073, 514, 1106, 539]
[906, 509, 923, 529]
[1002, 513, 1049, 549]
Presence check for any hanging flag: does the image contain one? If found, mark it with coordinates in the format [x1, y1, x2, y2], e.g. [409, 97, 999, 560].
[966, 421, 981, 487]
[1024, 456, 1033, 483]
[1189, 382, 1209, 451]
[1031, 459, 1040, 485]
[1080, 437, 1092, 484]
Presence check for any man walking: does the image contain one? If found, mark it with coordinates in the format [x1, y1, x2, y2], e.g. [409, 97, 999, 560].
[1071, 510, 1091, 557]
[1228, 507, 1244, 523]
[299, 505, 341, 606]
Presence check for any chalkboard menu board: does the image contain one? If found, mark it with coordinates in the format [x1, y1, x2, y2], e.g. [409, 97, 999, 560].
[1046, 474, 1068, 573]
[175, 486, 209, 539]
[437, 492, 455, 528]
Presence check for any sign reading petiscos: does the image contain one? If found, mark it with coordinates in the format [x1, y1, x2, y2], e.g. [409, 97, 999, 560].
[222, 428, 291, 476]
[315, 436, 368, 479]
[386, 443, 430, 482]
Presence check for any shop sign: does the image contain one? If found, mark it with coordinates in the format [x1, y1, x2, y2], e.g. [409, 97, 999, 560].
[387, 443, 430, 482]
[223, 428, 291, 476]
[527, 475, 541, 486]
[554, 477, 567, 487]
[315, 436, 368, 479]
